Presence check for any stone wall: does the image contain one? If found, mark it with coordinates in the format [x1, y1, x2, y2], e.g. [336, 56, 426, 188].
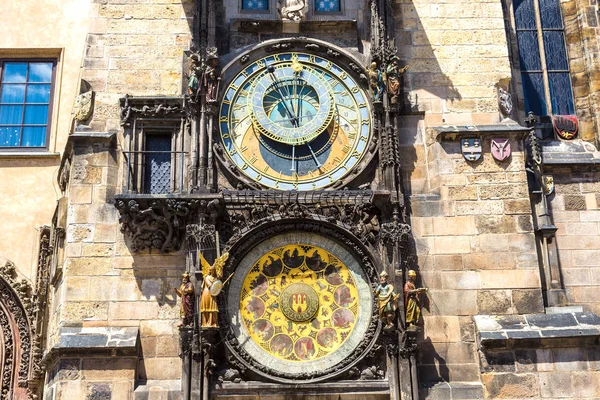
[83, 0, 194, 132]
[408, 129, 544, 387]
[547, 167, 600, 315]
[395, 0, 511, 127]
[47, 136, 185, 396]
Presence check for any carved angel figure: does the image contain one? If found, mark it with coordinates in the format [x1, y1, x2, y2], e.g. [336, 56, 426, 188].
[278, 0, 308, 21]
[199, 252, 230, 328]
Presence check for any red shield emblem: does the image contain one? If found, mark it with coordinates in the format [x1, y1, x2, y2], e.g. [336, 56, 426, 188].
[553, 115, 578, 140]
[491, 138, 511, 161]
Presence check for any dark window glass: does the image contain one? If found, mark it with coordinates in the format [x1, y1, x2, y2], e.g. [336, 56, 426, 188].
[242, 0, 269, 10]
[144, 134, 172, 194]
[316, 0, 341, 12]
[512, 0, 574, 116]
[0, 61, 54, 148]
[539, 0, 563, 28]
[514, 0, 537, 29]
[548, 72, 575, 114]
[522, 73, 547, 115]
[517, 31, 542, 71]
[543, 31, 569, 70]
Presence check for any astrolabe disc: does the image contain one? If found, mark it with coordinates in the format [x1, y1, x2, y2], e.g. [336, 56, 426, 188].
[210, 280, 223, 296]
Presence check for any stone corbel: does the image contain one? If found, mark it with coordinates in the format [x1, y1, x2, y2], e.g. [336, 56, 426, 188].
[114, 197, 222, 253]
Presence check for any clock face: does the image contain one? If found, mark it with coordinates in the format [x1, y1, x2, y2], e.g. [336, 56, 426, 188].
[226, 232, 373, 380]
[219, 52, 371, 190]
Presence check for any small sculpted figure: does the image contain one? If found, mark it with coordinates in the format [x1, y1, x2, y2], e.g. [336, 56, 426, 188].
[187, 54, 202, 100]
[202, 54, 221, 103]
[199, 252, 229, 327]
[404, 269, 428, 326]
[368, 61, 385, 102]
[175, 273, 195, 327]
[374, 271, 400, 329]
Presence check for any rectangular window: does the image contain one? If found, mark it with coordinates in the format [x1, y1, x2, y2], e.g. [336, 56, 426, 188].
[513, 0, 574, 115]
[0, 60, 55, 148]
[144, 133, 172, 194]
[242, 0, 269, 10]
[315, 0, 341, 12]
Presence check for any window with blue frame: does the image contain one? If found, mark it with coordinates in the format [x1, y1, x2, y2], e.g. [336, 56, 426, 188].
[513, 0, 574, 115]
[242, 0, 269, 11]
[315, 0, 341, 12]
[0, 61, 54, 148]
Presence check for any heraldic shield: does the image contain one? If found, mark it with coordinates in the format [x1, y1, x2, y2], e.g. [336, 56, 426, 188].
[491, 138, 511, 161]
[461, 138, 482, 161]
[553, 115, 578, 140]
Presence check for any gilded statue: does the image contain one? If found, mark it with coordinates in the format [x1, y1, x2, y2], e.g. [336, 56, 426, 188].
[174, 273, 195, 327]
[199, 252, 230, 328]
[404, 270, 428, 326]
[374, 271, 400, 329]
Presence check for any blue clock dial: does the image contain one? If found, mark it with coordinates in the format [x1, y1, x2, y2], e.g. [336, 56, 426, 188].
[219, 52, 372, 190]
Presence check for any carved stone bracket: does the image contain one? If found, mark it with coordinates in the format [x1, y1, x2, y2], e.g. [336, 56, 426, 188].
[114, 197, 222, 253]
[399, 327, 419, 359]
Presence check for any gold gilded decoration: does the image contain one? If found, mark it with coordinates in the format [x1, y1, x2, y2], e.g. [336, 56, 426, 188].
[199, 252, 229, 328]
[239, 244, 359, 362]
[280, 283, 319, 322]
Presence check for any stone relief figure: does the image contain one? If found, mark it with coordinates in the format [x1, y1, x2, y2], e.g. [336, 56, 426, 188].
[202, 54, 221, 104]
[385, 57, 408, 105]
[175, 273, 195, 327]
[404, 270, 428, 326]
[374, 271, 400, 329]
[199, 252, 230, 328]
[368, 61, 385, 103]
[278, 0, 308, 21]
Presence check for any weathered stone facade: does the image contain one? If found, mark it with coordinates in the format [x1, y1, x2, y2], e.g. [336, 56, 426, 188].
[1, 0, 599, 399]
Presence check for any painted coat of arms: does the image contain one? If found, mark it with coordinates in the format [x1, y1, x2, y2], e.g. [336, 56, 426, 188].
[491, 138, 511, 161]
[461, 138, 482, 162]
[553, 115, 578, 140]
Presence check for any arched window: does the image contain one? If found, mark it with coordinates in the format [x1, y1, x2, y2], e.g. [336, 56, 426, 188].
[513, 0, 575, 115]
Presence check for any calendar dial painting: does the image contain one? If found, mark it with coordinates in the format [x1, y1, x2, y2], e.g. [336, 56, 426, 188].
[219, 52, 372, 190]
[239, 244, 359, 362]
[226, 232, 373, 380]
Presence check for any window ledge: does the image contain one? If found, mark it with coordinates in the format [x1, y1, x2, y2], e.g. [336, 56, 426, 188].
[0, 151, 60, 158]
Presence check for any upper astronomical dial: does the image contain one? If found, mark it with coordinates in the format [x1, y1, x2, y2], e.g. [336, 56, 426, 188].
[250, 58, 335, 145]
[220, 52, 371, 190]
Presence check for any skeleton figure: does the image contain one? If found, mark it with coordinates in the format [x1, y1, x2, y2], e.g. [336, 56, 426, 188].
[278, 0, 308, 21]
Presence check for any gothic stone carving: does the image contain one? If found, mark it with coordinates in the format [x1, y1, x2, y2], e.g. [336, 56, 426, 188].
[115, 198, 220, 253]
[0, 261, 34, 396]
[119, 95, 185, 127]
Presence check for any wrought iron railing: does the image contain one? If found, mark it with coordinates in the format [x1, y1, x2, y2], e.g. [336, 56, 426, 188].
[122, 150, 187, 194]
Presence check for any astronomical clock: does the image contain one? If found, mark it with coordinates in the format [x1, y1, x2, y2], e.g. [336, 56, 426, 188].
[169, 9, 413, 394]
[217, 50, 375, 191]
